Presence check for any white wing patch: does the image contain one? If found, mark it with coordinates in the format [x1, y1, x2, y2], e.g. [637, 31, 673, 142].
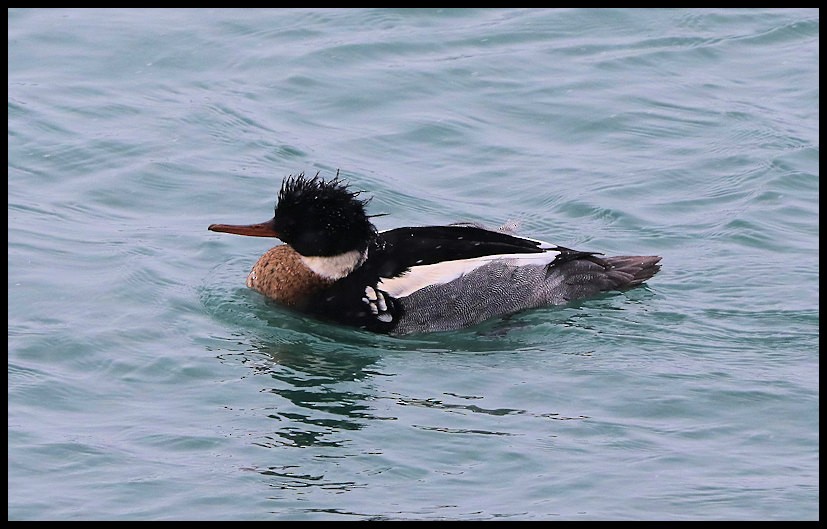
[378, 249, 561, 299]
[362, 286, 393, 323]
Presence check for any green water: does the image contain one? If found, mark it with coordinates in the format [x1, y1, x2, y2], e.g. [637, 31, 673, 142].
[8, 8, 818, 520]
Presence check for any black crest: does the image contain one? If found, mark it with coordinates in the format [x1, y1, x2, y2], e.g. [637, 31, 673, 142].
[272, 172, 377, 257]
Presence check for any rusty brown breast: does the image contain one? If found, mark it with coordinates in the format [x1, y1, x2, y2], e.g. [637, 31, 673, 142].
[245, 245, 334, 308]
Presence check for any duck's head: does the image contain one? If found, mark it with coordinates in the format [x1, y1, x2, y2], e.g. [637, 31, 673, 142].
[209, 172, 377, 258]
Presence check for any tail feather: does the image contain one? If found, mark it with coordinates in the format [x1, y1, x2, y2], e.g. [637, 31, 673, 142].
[600, 255, 662, 289]
[549, 254, 661, 303]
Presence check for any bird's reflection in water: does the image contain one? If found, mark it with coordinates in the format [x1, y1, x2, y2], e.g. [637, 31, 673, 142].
[216, 325, 398, 496]
[236, 322, 397, 450]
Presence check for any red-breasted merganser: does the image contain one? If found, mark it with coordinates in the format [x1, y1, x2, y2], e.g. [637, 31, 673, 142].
[209, 173, 661, 334]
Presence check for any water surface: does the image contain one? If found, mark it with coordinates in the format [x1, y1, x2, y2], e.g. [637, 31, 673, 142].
[8, 8, 819, 520]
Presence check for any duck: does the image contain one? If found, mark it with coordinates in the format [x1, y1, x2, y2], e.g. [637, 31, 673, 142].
[208, 172, 661, 334]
